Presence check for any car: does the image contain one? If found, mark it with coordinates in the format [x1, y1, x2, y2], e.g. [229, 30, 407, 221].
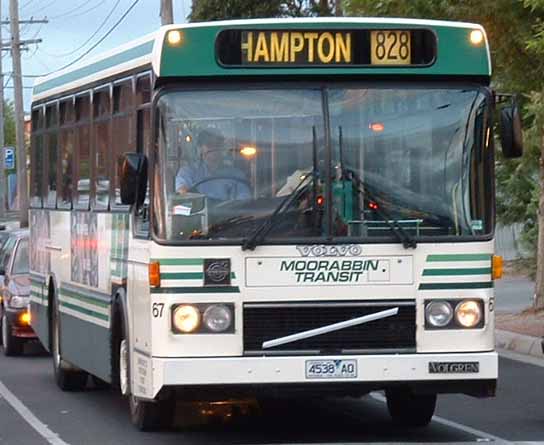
[0, 230, 35, 356]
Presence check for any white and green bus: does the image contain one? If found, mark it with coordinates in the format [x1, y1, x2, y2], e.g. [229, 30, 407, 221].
[29, 18, 522, 430]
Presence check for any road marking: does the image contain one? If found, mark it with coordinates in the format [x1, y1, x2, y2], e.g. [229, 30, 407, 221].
[369, 392, 512, 444]
[0, 379, 70, 445]
[498, 348, 544, 368]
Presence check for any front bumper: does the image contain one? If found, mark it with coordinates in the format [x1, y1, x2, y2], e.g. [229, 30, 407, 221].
[148, 351, 498, 399]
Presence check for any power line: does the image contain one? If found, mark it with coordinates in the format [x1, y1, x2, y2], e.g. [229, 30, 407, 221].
[43, 0, 121, 58]
[39, 0, 142, 76]
[49, 0, 108, 20]
[30, 0, 57, 15]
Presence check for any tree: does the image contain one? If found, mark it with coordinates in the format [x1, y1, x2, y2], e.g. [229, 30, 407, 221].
[189, 0, 336, 21]
[190, 0, 283, 21]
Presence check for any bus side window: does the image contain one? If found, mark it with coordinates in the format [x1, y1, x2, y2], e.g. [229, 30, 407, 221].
[30, 107, 44, 209]
[57, 98, 75, 209]
[74, 93, 91, 210]
[135, 74, 150, 106]
[93, 87, 112, 210]
[45, 103, 58, 209]
[112, 80, 133, 207]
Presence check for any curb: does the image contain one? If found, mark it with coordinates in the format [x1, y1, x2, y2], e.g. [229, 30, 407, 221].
[495, 329, 544, 359]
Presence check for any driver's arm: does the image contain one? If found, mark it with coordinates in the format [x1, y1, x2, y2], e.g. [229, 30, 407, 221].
[175, 167, 191, 195]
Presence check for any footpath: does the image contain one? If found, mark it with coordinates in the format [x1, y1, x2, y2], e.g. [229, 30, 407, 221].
[494, 264, 544, 358]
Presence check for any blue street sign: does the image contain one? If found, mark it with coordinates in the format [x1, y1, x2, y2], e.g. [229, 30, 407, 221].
[4, 147, 14, 170]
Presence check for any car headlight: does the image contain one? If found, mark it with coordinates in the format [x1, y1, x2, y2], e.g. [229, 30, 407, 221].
[425, 301, 453, 327]
[10, 295, 29, 309]
[203, 304, 232, 332]
[455, 300, 482, 328]
[172, 305, 201, 333]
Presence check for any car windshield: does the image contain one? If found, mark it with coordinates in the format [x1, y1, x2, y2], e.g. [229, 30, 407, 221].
[154, 86, 491, 243]
[12, 239, 28, 275]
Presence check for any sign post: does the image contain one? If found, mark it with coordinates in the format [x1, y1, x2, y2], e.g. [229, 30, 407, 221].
[4, 146, 16, 211]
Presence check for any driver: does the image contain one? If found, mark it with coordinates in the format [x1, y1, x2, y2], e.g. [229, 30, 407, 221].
[175, 130, 251, 200]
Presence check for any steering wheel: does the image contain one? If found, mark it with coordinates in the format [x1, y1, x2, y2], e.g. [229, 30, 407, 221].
[188, 176, 251, 196]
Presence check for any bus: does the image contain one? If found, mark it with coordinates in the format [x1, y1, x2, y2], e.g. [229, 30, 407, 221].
[29, 18, 523, 431]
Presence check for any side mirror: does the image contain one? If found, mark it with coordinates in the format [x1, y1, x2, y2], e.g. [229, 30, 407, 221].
[120, 153, 148, 207]
[499, 98, 523, 158]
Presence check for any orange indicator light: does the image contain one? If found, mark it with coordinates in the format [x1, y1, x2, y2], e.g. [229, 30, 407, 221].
[492, 255, 503, 280]
[19, 311, 31, 325]
[149, 261, 161, 287]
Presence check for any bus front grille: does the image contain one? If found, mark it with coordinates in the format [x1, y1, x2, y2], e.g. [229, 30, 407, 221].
[243, 301, 416, 355]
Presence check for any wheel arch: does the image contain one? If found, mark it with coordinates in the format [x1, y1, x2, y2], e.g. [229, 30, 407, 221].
[111, 285, 129, 388]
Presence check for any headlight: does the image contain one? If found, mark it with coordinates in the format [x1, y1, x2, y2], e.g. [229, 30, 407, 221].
[10, 295, 29, 309]
[203, 304, 232, 332]
[425, 301, 453, 327]
[172, 305, 201, 333]
[455, 300, 482, 328]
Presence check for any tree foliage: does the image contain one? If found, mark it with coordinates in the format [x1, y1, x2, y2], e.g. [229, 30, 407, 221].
[4, 100, 15, 148]
[189, 0, 335, 21]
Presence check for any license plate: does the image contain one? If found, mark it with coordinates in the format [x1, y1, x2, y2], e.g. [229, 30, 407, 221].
[305, 359, 357, 379]
[370, 30, 411, 65]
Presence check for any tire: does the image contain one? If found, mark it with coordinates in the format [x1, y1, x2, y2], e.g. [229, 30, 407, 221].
[51, 290, 87, 391]
[2, 313, 23, 356]
[117, 320, 174, 431]
[386, 388, 436, 428]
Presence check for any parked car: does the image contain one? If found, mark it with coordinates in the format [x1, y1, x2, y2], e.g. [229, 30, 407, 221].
[0, 230, 35, 356]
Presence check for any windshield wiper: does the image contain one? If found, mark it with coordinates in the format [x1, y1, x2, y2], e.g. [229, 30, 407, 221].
[242, 172, 313, 251]
[345, 168, 417, 249]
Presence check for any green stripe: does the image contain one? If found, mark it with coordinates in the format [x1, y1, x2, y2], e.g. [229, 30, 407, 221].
[419, 282, 493, 290]
[150, 286, 240, 294]
[60, 301, 109, 321]
[34, 40, 153, 95]
[153, 258, 204, 266]
[160, 272, 236, 280]
[422, 267, 492, 276]
[60, 288, 110, 308]
[427, 254, 491, 262]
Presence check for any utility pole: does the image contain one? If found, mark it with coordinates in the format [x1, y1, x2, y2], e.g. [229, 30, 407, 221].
[0, 0, 6, 218]
[10, 0, 28, 227]
[160, 0, 174, 25]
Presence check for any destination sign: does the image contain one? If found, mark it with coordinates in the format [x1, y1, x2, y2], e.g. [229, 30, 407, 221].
[216, 29, 436, 68]
[242, 31, 352, 65]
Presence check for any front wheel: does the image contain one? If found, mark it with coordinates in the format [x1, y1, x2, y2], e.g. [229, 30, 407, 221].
[386, 388, 436, 428]
[2, 313, 23, 356]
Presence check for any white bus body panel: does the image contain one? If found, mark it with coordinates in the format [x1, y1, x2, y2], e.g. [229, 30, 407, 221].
[127, 241, 496, 399]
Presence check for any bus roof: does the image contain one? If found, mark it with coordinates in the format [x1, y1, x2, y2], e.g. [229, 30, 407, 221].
[32, 18, 491, 102]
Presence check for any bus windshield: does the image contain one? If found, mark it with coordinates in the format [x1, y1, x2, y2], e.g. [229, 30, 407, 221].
[154, 86, 491, 243]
